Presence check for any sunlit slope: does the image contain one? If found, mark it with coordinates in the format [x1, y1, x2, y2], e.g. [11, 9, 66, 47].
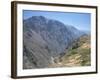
[49, 35, 91, 67]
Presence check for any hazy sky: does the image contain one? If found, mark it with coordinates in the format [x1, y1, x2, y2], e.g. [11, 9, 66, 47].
[23, 10, 91, 31]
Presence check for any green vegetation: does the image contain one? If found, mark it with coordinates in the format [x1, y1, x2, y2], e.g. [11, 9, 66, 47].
[80, 48, 91, 66]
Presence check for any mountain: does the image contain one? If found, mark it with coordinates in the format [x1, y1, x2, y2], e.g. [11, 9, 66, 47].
[49, 35, 91, 67]
[23, 16, 84, 69]
[79, 30, 90, 35]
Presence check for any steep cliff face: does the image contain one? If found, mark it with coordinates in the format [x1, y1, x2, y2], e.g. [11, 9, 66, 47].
[23, 16, 84, 69]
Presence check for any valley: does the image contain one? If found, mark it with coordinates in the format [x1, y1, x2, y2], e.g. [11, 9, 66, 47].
[23, 16, 91, 69]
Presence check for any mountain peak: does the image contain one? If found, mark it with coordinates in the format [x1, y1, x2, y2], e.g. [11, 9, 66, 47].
[23, 16, 84, 69]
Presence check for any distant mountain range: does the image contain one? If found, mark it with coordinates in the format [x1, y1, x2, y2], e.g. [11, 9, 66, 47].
[23, 16, 85, 69]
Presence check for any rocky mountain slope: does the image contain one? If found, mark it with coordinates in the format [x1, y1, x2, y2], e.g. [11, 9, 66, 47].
[49, 35, 91, 67]
[23, 16, 84, 69]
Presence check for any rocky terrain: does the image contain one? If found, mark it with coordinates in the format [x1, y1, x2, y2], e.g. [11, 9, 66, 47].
[49, 35, 91, 67]
[23, 16, 88, 69]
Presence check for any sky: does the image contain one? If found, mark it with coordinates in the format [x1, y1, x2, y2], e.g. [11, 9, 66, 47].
[23, 10, 91, 31]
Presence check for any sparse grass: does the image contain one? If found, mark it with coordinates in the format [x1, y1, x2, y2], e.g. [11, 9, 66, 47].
[80, 48, 91, 66]
[69, 49, 77, 55]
